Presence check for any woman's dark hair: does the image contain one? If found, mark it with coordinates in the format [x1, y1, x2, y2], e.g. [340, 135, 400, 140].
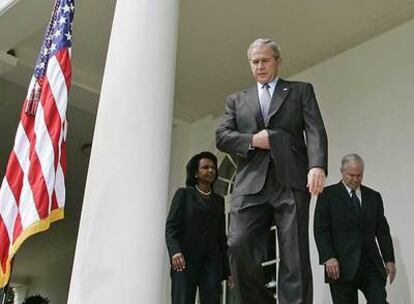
[23, 295, 49, 304]
[185, 151, 218, 186]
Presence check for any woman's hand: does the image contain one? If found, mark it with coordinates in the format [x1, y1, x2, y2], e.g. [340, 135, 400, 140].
[171, 253, 186, 272]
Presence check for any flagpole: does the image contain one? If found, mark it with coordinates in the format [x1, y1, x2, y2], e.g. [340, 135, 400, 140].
[0, 258, 14, 304]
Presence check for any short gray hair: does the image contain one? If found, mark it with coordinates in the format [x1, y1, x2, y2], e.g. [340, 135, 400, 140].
[247, 38, 281, 60]
[341, 153, 364, 169]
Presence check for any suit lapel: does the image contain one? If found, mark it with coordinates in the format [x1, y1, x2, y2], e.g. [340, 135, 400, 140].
[245, 85, 265, 128]
[266, 78, 291, 123]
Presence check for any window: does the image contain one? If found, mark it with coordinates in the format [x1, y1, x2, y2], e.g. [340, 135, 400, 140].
[215, 155, 237, 197]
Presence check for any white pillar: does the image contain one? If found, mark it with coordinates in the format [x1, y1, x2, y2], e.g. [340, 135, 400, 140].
[67, 0, 179, 302]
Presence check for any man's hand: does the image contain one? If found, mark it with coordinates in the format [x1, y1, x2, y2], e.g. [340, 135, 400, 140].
[251, 130, 270, 150]
[385, 261, 396, 284]
[307, 167, 326, 195]
[171, 253, 186, 272]
[325, 258, 340, 280]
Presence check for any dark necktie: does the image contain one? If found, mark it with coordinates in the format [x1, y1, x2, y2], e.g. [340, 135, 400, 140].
[351, 189, 361, 216]
[260, 83, 271, 122]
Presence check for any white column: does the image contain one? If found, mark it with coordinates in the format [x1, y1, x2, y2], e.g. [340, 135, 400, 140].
[67, 0, 179, 302]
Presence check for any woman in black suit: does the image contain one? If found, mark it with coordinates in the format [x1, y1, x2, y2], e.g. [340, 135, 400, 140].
[166, 151, 231, 304]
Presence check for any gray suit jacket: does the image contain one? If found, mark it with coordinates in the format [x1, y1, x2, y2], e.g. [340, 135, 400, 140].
[216, 79, 327, 198]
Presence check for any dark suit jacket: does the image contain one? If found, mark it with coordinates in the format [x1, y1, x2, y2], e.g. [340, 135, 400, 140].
[216, 79, 328, 197]
[314, 182, 395, 283]
[165, 187, 230, 278]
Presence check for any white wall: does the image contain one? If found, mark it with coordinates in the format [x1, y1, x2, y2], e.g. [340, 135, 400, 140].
[168, 18, 414, 303]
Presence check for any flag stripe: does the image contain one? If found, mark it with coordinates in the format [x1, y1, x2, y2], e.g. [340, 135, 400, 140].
[55, 49, 72, 93]
[4, 152, 24, 206]
[34, 103, 56, 198]
[0, 218, 10, 271]
[3, 152, 25, 243]
[12, 214, 22, 243]
[0, 181, 18, 243]
[54, 163, 65, 209]
[47, 54, 68, 121]
[55, 133, 67, 209]
[11, 123, 40, 229]
[41, 78, 63, 172]
[19, 110, 49, 221]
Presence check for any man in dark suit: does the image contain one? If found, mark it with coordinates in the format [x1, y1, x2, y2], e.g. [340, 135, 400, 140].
[216, 38, 328, 304]
[314, 154, 396, 303]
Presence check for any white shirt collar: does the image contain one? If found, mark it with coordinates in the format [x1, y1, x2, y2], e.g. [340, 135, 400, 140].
[257, 76, 279, 97]
[342, 182, 362, 201]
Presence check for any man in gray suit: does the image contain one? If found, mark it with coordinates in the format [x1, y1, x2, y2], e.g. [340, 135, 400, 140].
[216, 38, 328, 304]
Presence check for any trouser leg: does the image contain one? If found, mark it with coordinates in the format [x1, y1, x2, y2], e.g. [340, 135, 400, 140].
[329, 282, 358, 304]
[171, 261, 199, 304]
[361, 279, 387, 304]
[198, 259, 222, 304]
[358, 254, 388, 304]
[228, 203, 275, 304]
[273, 188, 312, 304]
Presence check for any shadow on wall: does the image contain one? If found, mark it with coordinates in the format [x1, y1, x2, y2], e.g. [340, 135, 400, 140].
[387, 237, 411, 304]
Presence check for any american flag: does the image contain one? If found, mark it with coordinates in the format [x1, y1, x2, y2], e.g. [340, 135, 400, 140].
[0, 0, 74, 286]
